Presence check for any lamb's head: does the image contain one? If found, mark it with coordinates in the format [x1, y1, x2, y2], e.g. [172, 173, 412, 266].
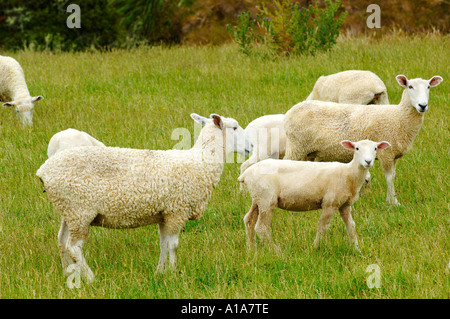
[341, 139, 390, 169]
[3, 95, 44, 126]
[190, 113, 253, 157]
[396, 75, 443, 114]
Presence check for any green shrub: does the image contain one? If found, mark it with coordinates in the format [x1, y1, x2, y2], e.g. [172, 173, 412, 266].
[0, 0, 120, 51]
[228, 0, 347, 56]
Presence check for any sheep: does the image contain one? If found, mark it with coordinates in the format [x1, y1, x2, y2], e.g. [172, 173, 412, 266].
[0, 55, 43, 126]
[239, 139, 390, 250]
[240, 114, 286, 174]
[36, 113, 253, 283]
[240, 70, 389, 174]
[284, 75, 443, 205]
[47, 128, 106, 158]
[306, 70, 389, 105]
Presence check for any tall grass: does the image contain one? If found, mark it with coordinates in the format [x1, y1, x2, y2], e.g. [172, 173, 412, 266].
[0, 34, 448, 298]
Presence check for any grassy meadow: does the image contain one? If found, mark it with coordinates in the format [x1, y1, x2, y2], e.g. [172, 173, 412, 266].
[0, 34, 448, 298]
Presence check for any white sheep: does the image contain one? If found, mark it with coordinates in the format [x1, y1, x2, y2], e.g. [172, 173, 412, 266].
[306, 70, 389, 105]
[239, 139, 390, 250]
[284, 75, 443, 205]
[36, 113, 252, 283]
[240, 114, 286, 173]
[47, 128, 106, 158]
[0, 55, 43, 126]
[240, 70, 389, 174]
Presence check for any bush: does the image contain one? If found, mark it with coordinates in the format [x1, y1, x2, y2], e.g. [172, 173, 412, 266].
[0, 0, 120, 51]
[228, 0, 347, 56]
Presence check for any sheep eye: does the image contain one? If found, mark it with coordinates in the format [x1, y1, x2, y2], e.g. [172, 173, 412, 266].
[233, 127, 237, 131]
[375, 148, 377, 151]
[356, 147, 359, 151]
[408, 85, 413, 89]
[427, 86, 430, 89]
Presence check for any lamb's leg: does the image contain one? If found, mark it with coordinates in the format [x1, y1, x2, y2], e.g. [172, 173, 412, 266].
[58, 219, 72, 275]
[255, 202, 275, 244]
[338, 205, 359, 251]
[243, 201, 259, 249]
[313, 206, 336, 249]
[66, 227, 94, 283]
[157, 222, 181, 273]
[380, 157, 400, 206]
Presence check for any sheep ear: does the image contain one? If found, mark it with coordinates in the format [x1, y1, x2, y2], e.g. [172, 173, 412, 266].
[396, 75, 408, 88]
[190, 113, 208, 126]
[32, 95, 44, 103]
[3, 101, 15, 108]
[341, 140, 355, 150]
[377, 141, 391, 150]
[428, 76, 443, 88]
[210, 114, 223, 130]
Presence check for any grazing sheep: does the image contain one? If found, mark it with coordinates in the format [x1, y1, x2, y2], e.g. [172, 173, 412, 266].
[47, 128, 106, 158]
[240, 70, 389, 174]
[240, 114, 286, 174]
[239, 140, 390, 250]
[306, 70, 389, 105]
[284, 75, 443, 205]
[36, 113, 253, 283]
[0, 55, 43, 126]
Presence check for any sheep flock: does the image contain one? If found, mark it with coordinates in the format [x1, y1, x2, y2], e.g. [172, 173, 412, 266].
[0, 54, 446, 285]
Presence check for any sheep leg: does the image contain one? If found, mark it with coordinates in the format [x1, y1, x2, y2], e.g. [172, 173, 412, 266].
[157, 223, 180, 273]
[380, 158, 400, 206]
[338, 205, 359, 251]
[58, 219, 73, 275]
[255, 202, 275, 244]
[66, 228, 94, 283]
[313, 206, 336, 249]
[243, 201, 259, 249]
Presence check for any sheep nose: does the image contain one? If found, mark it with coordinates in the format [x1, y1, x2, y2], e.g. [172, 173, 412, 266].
[365, 160, 372, 166]
[419, 103, 427, 110]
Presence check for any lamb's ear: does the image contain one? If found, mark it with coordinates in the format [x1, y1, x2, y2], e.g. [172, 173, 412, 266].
[396, 75, 408, 88]
[32, 96, 44, 103]
[3, 101, 15, 108]
[377, 141, 391, 150]
[190, 113, 208, 126]
[210, 114, 223, 130]
[428, 76, 443, 88]
[341, 140, 355, 150]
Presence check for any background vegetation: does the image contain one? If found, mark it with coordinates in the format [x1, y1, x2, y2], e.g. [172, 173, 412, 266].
[0, 34, 448, 298]
[0, 0, 449, 50]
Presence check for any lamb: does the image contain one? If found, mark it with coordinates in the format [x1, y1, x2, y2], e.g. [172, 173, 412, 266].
[47, 128, 106, 158]
[284, 75, 443, 205]
[36, 113, 253, 283]
[0, 55, 43, 126]
[240, 70, 389, 174]
[306, 70, 389, 105]
[239, 139, 390, 250]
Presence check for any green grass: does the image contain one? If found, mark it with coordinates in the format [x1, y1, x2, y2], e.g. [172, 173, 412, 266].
[0, 34, 449, 298]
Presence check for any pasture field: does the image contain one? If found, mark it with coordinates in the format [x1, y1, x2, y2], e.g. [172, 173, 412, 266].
[0, 34, 448, 299]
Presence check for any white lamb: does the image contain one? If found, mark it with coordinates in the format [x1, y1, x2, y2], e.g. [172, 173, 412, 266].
[306, 70, 389, 105]
[284, 75, 443, 205]
[239, 139, 390, 250]
[240, 70, 389, 174]
[36, 113, 252, 283]
[0, 55, 43, 126]
[47, 128, 106, 158]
